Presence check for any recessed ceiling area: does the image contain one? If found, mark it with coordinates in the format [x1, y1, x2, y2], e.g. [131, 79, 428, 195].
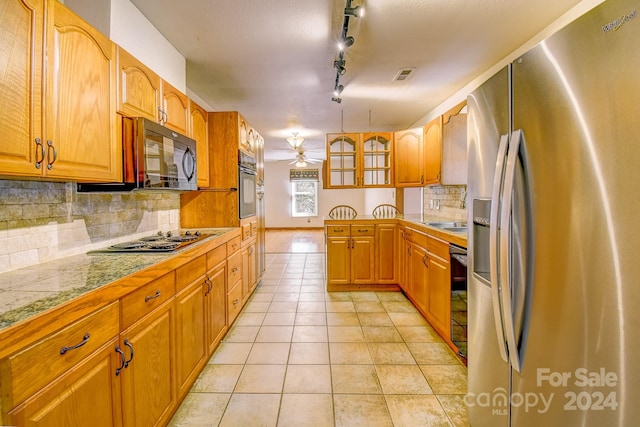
[129, 0, 583, 161]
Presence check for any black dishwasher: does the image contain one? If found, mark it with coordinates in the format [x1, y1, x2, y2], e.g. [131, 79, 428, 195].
[450, 244, 467, 361]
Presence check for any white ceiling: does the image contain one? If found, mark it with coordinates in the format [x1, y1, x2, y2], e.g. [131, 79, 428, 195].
[129, 0, 582, 162]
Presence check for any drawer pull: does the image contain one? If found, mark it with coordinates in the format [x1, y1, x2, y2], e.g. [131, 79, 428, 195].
[233, 299, 240, 305]
[60, 333, 90, 355]
[124, 339, 134, 367]
[357, 229, 369, 232]
[232, 267, 239, 273]
[204, 276, 212, 296]
[333, 228, 344, 232]
[144, 290, 161, 302]
[115, 346, 126, 376]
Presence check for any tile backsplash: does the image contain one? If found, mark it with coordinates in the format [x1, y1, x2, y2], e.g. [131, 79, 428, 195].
[0, 180, 180, 272]
[423, 184, 467, 221]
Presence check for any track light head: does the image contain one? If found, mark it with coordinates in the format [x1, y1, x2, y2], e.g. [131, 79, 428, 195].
[333, 85, 344, 97]
[344, 5, 364, 17]
[333, 59, 346, 75]
[338, 36, 354, 51]
[332, 96, 342, 104]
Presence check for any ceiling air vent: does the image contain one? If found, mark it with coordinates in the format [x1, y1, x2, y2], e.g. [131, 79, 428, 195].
[393, 67, 416, 82]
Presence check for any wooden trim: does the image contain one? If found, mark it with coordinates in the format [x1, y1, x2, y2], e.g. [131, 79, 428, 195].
[266, 227, 324, 231]
[327, 284, 400, 292]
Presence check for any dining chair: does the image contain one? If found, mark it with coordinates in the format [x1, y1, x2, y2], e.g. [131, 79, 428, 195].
[328, 205, 358, 219]
[372, 204, 399, 218]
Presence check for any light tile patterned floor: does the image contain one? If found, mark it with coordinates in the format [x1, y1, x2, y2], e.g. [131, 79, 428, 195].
[169, 253, 469, 426]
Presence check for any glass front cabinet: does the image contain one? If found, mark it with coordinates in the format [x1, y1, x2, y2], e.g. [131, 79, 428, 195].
[325, 132, 393, 188]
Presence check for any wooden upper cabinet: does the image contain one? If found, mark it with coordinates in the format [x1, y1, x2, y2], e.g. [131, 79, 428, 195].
[0, 0, 44, 178]
[326, 132, 393, 188]
[441, 100, 468, 185]
[0, 0, 120, 182]
[190, 100, 209, 188]
[161, 80, 189, 135]
[361, 132, 394, 187]
[116, 46, 161, 121]
[394, 128, 424, 187]
[44, 0, 120, 182]
[423, 116, 443, 185]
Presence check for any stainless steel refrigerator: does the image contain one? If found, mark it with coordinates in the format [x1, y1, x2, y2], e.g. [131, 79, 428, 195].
[467, 0, 640, 425]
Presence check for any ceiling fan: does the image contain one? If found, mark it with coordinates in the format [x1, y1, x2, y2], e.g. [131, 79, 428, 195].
[287, 148, 321, 168]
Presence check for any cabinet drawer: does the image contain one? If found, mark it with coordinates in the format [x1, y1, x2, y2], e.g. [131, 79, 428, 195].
[227, 236, 241, 254]
[410, 229, 428, 248]
[227, 281, 243, 324]
[241, 223, 251, 240]
[351, 225, 374, 236]
[227, 251, 243, 285]
[176, 254, 206, 292]
[427, 235, 450, 260]
[326, 225, 350, 236]
[2, 302, 120, 407]
[250, 220, 257, 236]
[207, 244, 226, 270]
[121, 272, 175, 329]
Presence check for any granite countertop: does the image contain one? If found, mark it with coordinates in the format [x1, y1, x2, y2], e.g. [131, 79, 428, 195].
[324, 214, 468, 247]
[0, 228, 235, 331]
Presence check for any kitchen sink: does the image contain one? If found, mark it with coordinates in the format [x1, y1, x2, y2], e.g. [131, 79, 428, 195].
[442, 226, 468, 233]
[425, 221, 467, 228]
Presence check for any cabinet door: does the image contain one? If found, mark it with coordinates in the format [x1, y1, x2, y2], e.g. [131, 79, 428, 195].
[410, 243, 429, 314]
[361, 133, 393, 187]
[9, 339, 123, 427]
[423, 116, 442, 185]
[190, 100, 209, 188]
[394, 128, 424, 187]
[45, 1, 120, 182]
[326, 236, 351, 286]
[205, 262, 227, 354]
[426, 254, 451, 338]
[175, 278, 207, 399]
[0, 0, 44, 177]
[351, 236, 375, 284]
[248, 241, 257, 293]
[116, 47, 161, 121]
[375, 224, 396, 284]
[326, 133, 359, 188]
[241, 244, 251, 302]
[120, 300, 176, 427]
[161, 80, 189, 135]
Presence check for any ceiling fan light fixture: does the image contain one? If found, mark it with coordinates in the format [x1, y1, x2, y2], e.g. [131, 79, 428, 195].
[286, 132, 304, 149]
[295, 160, 307, 168]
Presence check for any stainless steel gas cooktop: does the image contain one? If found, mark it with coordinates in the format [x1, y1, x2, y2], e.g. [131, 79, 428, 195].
[91, 231, 211, 253]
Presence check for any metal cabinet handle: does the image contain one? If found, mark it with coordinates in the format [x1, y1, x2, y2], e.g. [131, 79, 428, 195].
[233, 299, 240, 305]
[123, 339, 134, 367]
[422, 254, 429, 268]
[46, 140, 57, 170]
[35, 138, 45, 169]
[115, 346, 126, 376]
[60, 333, 90, 355]
[145, 290, 161, 302]
[204, 276, 212, 296]
[232, 267, 239, 273]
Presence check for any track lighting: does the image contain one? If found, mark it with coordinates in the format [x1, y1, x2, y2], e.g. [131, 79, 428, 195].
[332, 96, 342, 104]
[334, 85, 344, 97]
[334, 59, 346, 75]
[338, 36, 354, 51]
[344, 5, 364, 17]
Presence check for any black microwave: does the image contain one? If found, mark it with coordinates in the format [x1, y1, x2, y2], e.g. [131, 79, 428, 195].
[78, 117, 197, 192]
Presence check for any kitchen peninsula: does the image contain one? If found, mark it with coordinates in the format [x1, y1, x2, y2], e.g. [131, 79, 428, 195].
[324, 214, 467, 355]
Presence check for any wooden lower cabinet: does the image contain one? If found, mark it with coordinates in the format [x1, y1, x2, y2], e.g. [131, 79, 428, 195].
[206, 261, 227, 354]
[326, 224, 375, 288]
[409, 241, 429, 314]
[8, 338, 123, 427]
[241, 238, 257, 303]
[175, 277, 207, 399]
[120, 299, 176, 427]
[351, 234, 374, 284]
[424, 237, 451, 339]
[326, 235, 351, 286]
[375, 224, 396, 283]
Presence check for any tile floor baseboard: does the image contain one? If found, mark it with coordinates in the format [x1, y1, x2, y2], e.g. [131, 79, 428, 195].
[169, 253, 469, 427]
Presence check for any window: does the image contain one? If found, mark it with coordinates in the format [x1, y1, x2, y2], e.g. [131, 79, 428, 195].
[291, 181, 318, 217]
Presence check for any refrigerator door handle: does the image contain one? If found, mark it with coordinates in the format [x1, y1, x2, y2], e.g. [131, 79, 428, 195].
[489, 133, 510, 363]
[500, 129, 525, 373]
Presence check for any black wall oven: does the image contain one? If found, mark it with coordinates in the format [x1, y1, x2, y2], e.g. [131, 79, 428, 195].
[238, 151, 257, 218]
